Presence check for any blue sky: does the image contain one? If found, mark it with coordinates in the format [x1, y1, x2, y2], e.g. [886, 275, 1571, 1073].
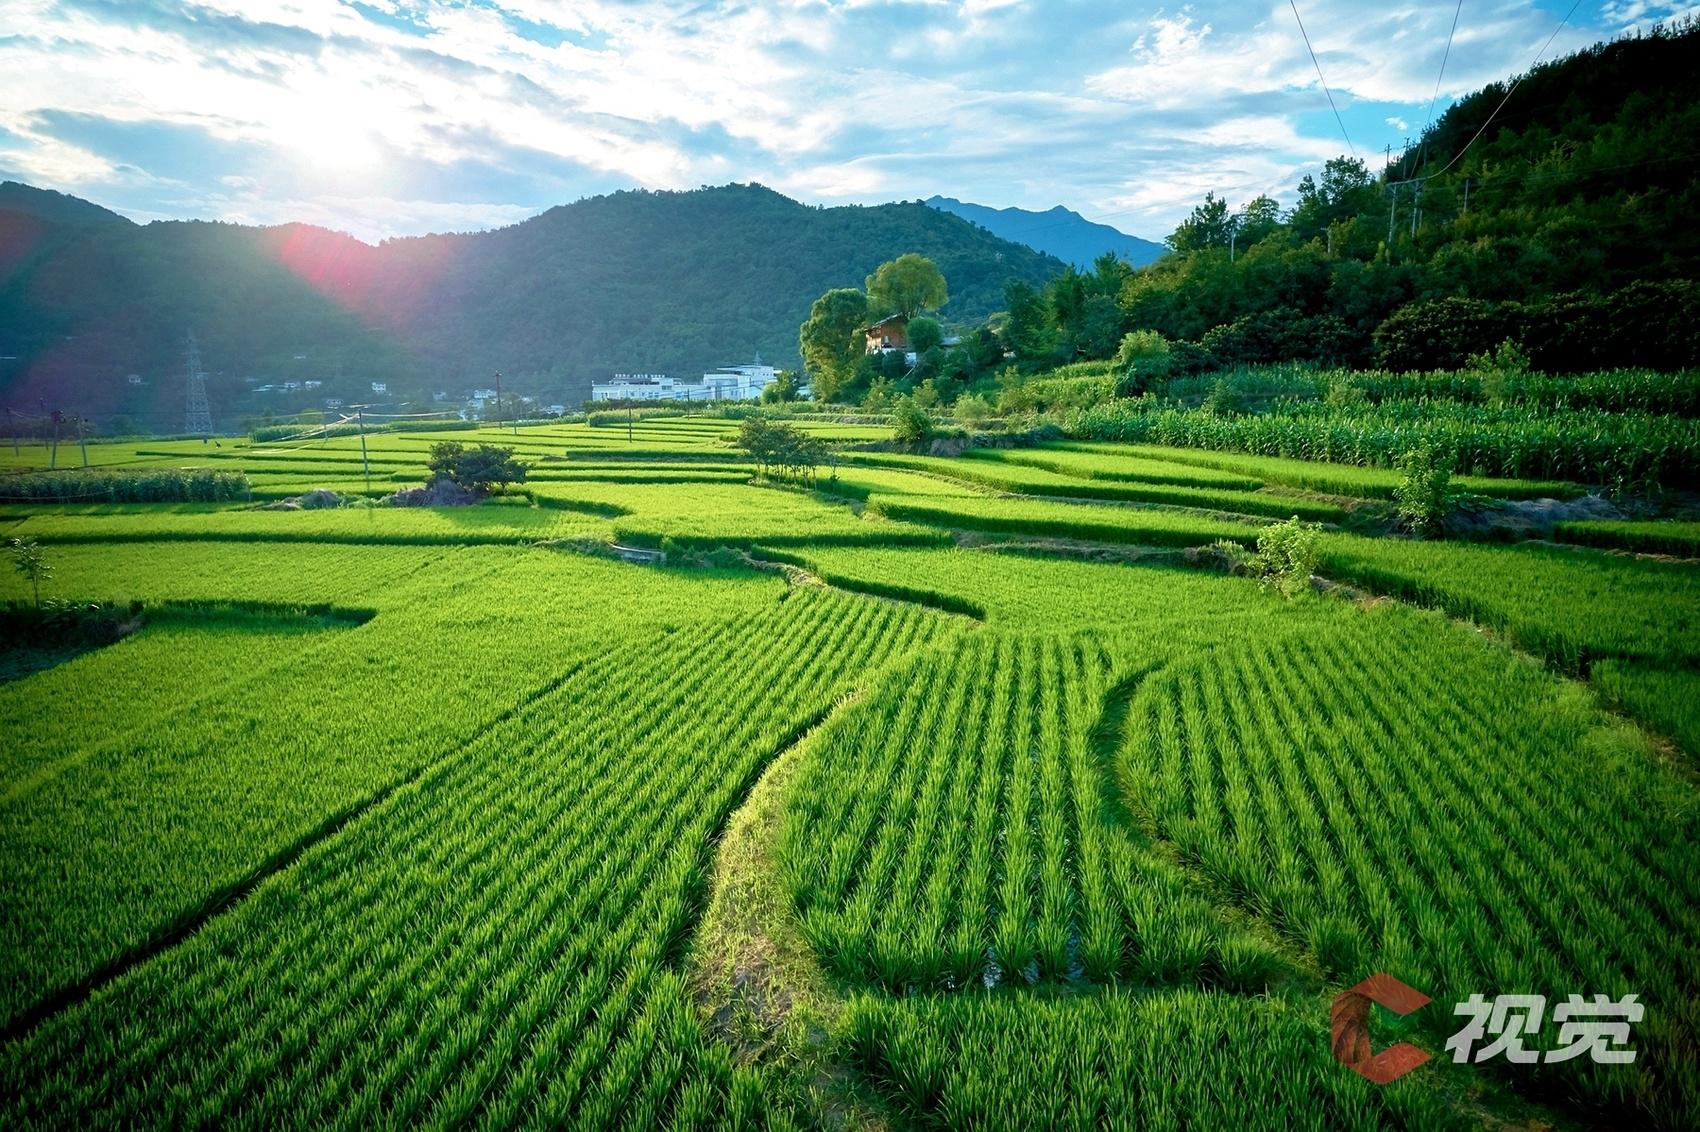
[0, 0, 1692, 242]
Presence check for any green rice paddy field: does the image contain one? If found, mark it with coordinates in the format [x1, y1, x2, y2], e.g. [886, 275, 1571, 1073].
[2, 417, 1697, 1130]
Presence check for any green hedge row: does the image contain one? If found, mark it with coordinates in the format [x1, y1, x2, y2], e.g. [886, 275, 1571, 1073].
[0, 469, 250, 503]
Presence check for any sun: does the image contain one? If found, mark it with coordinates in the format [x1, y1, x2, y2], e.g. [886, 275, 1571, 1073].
[270, 87, 387, 184]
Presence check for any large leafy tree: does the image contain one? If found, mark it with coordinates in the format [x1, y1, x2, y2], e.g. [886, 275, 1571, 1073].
[1166, 193, 1233, 253]
[1288, 156, 1381, 240]
[1234, 195, 1283, 245]
[798, 287, 868, 402]
[865, 253, 949, 318]
[1002, 280, 1057, 360]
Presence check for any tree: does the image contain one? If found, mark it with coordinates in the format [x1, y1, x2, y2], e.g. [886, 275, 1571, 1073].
[760, 369, 800, 403]
[799, 287, 868, 403]
[906, 316, 943, 354]
[1234, 194, 1283, 245]
[1167, 193, 1233, 252]
[1072, 293, 1126, 358]
[7, 537, 51, 606]
[736, 417, 826, 484]
[1394, 443, 1455, 537]
[1002, 280, 1057, 360]
[1112, 330, 1173, 396]
[426, 441, 528, 494]
[1289, 156, 1379, 238]
[889, 396, 934, 446]
[865, 253, 948, 318]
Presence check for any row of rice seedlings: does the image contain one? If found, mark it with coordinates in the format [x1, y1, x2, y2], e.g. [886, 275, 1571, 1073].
[780, 630, 1286, 994]
[789, 544, 1357, 652]
[1121, 613, 1700, 1121]
[0, 540, 451, 608]
[819, 465, 987, 499]
[0, 547, 538, 1022]
[0, 616, 354, 797]
[0, 549, 799, 1027]
[1318, 533, 1700, 672]
[1590, 659, 1700, 757]
[10, 503, 611, 548]
[3, 585, 944, 1127]
[146, 451, 420, 468]
[0, 443, 164, 471]
[968, 445, 1265, 492]
[851, 452, 1347, 522]
[1552, 518, 1700, 557]
[525, 470, 754, 486]
[870, 494, 1267, 548]
[1060, 441, 1582, 500]
[843, 989, 1460, 1130]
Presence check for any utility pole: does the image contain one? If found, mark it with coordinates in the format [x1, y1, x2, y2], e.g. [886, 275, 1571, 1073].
[493, 370, 502, 433]
[1325, 226, 1333, 258]
[6, 408, 16, 456]
[1229, 229, 1237, 264]
[1411, 182, 1420, 238]
[49, 409, 61, 469]
[1387, 183, 1398, 249]
[357, 407, 371, 493]
[76, 415, 88, 467]
[627, 403, 633, 443]
[1462, 178, 1470, 216]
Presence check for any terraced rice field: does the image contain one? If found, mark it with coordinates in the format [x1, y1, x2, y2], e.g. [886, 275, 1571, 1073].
[3, 415, 1698, 1129]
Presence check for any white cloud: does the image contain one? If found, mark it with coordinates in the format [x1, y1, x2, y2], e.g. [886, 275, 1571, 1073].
[1600, 0, 1700, 28]
[0, 0, 1634, 240]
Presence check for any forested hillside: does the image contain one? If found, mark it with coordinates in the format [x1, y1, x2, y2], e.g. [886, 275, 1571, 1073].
[1110, 20, 1700, 372]
[0, 183, 1061, 428]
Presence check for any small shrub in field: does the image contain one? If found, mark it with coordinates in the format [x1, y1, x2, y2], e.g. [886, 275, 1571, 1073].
[1394, 443, 1455, 537]
[1201, 378, 1244, 416]
[1113, 330, 1174, 397]
[953, 393, 994, 426]
[425, 442, 528, 494]
[1468, 338, 1533, 404]
[7, 537, 52, 606]
[1250, 517, 1322, 597]
[1323, 373, 1366, 406]
[890, 396, 935, 446]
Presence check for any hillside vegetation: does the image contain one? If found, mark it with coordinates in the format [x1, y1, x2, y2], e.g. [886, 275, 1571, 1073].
[0, 184, 1061, 425]
[838, 21, 1700, 408]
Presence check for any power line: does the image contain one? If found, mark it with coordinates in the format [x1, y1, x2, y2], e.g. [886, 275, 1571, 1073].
[1405, 0, 1465, 180]
[1394, 0, 1585, 185]
[1289, 0, 1357, 158]
[983, 2, 1369, 243]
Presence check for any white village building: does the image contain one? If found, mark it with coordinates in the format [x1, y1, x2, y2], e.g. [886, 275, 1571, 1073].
[591, 360, 778, 403]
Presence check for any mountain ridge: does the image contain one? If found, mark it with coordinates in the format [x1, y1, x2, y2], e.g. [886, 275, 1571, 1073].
[0, 182, 1064, 425]
[925, 195, 1163, 269]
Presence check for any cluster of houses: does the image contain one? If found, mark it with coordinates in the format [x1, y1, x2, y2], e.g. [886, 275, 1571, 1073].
[590, 360, 782, 403]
